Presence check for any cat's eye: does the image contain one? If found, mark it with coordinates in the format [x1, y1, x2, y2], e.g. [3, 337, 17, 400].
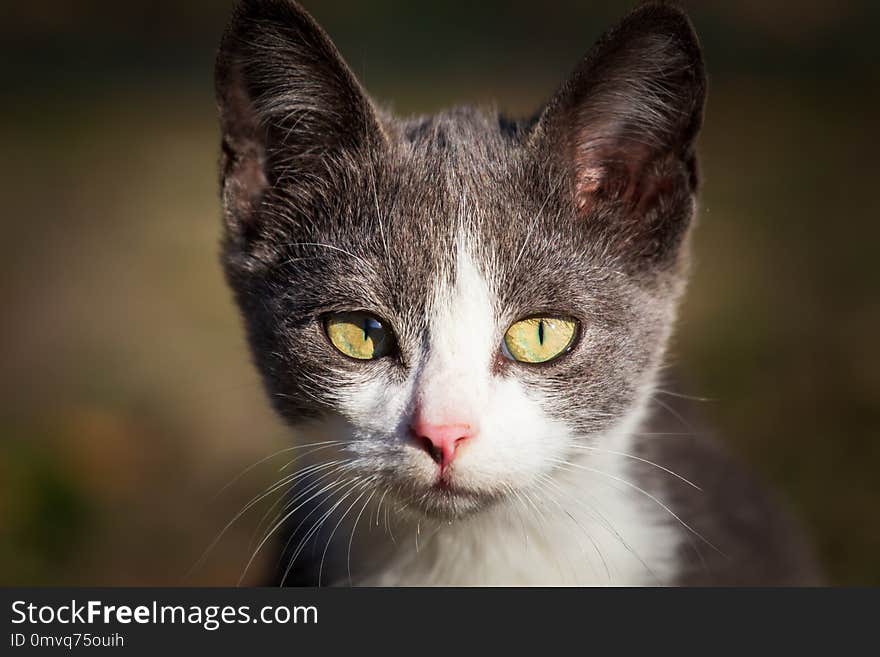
[502, 316, 578, 364]
[324, 312, 394, 360]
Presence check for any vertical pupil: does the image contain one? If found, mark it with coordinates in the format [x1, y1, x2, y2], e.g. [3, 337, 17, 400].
[362, 317, 369, 342]
[538, 320, 545, 346]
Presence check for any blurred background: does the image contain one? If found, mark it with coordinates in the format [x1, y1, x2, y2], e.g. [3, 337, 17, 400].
[0, 0, 877, 586]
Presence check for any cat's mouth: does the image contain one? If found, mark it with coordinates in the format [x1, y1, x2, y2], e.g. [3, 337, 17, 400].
[432, 476, 456, 492]
[393, 474, 506, 519]
[429, 478, 481, 503]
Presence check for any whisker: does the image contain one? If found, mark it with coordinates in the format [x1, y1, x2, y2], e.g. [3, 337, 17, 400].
[211, 440, 342, 502]
[277, 478, 357, 586]
[252, 462, 352, 551]
[346, 489, 377, 585]
[239, 468, 357, 585]
[190, 457, 348, 579]
[653, 388, 715, 403]
[651, 395, 701, 436]
[549, 457, 723, 557]
[277, 441, 345, 472]
[284, 479, 365, 585]
[537, 472, 662, 584]
[374, 486, 390, 529]
[275, 241, 373, 272]
[633, 431, 704, 438]
[318, 485, 372, 586]
[532, 474, 610, 584]
[504, 483, 531, 554]
[568, 444, 702, 490]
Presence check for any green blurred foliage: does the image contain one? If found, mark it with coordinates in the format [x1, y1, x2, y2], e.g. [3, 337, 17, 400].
[1, 426, 93, 584]
[0, 1, 877, 585]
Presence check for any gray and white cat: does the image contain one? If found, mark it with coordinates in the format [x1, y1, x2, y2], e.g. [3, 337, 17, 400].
[215, 0, 819, 585]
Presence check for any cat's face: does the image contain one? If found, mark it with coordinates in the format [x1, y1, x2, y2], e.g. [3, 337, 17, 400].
[216, 0, 705, 519]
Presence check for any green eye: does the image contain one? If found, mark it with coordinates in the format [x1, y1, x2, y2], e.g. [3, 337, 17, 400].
[503, 316, 577, 364]
[324, 312, 394, 360]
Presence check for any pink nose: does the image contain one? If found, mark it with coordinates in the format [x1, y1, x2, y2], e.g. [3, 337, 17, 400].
[410, 419, 473, 469]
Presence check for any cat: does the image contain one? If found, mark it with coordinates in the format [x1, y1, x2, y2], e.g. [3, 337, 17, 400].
[214, 0, 820, 585]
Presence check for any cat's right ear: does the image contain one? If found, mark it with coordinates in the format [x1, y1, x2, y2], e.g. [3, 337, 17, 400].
[215, 0, 386, 240]
[530, 2, 706, 269]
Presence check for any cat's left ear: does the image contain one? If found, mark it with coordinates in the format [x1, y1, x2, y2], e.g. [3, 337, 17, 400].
[531, 2, 706, 267]
[215, 0, 386, 240]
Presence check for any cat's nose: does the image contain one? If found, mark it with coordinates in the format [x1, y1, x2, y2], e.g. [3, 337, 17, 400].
[410, 419, 473, 470]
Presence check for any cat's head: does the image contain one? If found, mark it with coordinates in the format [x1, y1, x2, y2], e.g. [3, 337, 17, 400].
[215, 0, 706, 519]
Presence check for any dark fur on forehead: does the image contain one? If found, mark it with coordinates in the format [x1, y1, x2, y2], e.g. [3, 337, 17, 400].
[215, 0, 706, 428]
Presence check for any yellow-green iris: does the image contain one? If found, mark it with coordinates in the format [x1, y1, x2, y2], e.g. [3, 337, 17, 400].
[503, 316, 577, 364]
[325, 312, 393, 360]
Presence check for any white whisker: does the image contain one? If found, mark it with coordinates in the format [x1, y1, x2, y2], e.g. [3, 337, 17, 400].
[549, 457, 722, 557]
[568, 444, 702, 490]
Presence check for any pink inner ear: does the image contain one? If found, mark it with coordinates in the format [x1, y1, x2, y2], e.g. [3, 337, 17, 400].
[571, 135, 672, 218]
[574, 165, 604, 215]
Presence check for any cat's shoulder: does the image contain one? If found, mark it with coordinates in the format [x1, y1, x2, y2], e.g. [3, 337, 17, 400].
[636, 398, 822, 585]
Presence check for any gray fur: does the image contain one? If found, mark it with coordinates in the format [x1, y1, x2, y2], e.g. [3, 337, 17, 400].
[214, 0, 820, 585]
